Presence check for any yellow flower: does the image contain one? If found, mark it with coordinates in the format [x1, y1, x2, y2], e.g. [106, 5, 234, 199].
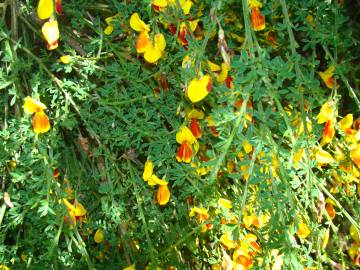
[63, 198, 87, 227]
[23, 96, 50, 134]
[187, 108, 205, 120]
[350, 224, 360, 243]
[242, 140, 253, 154]
[248, 0, 263, 8]
[189, 206, 208, 218]
[123, 265, 136, 270]
[296, 220, 311, 239]
[104, 14, 120, 35]
[176, 126, 199, 163]
[130, 13, 150, 32]
[37, 0, 54, 20]
[317, 100, 337, 124]
[187, 74, 213, 103]
[338, 114, 353, 132]
[23, 96, 47, 113]
[94, 229, 105, 243]
[153, 0, 193, 15]
[316, 148, 335, 164]
[319, 66, 335, 89]
[142, 160, 168, 186]
[143, 33, 166, 63]
[41, 20, 60, 50]
[218, 198, 232, 209]
[59, 55, 71, 64]
[220, 231, 238, 249]
[350, 144, 360, 167]
[157, 184, 171, 205]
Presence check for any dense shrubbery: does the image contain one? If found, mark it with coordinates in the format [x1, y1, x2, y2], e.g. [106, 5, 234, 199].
[0, 0, 360, 269]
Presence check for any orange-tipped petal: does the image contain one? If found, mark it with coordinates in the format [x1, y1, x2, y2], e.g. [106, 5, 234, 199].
[42, 20, 60, 50]
[136, 31, 151, 53]
[176, 141, 193, 163]
[321, 120, 335, 145]
[251, 8, 265, 31]
[33, 111, 50, 134]
[157, 184, 170, 205]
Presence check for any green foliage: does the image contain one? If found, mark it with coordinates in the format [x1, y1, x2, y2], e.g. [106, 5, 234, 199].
[0, 0, 360, 269]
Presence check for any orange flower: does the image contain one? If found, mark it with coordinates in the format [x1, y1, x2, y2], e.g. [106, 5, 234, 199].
[251, 7, 265, 31]
[33, 111, 51, 134]
[157, 184, 171, 205]
[321, 120, 335, 145]
[23, 96, 51, 134]
[325, 198, 336, 219]
[176, 126, 199, 163]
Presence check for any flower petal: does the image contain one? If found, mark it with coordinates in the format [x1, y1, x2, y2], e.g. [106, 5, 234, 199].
[130, 13, 150, 32]
[37, 0, 54, 20]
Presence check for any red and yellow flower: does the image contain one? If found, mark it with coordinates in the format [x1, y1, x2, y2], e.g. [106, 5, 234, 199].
[41, 20, 60, 50]
[176, 126, 199, 163]
[23, 96, 51, 134]
[130, 13, 166, 63]
[63, 198, 87, 227]
[319, 66, 335, 89]
[249, 0, 265, 31]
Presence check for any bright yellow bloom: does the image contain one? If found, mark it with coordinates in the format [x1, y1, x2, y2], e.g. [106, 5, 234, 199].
[316, 148, 335, 164]
[319, 66, 335, 89]
[220, 231, 238, 249]
[339, 114, 353, 132]
[23, 96, 47, 113]
[296, 220, 311, 239]
[208, 60, 221, 72]
[104, 15, 119, 35]
[142, 160, 168, 186]
[350, 224, 360, 243]
[218, 198, 232, 209]
[42, 20, 59, 50]
[153, 0, 193, 15]
[157, 184, 171, 205]
[63, 198, 87, 227]
[189, 206, 208, 217]
[130, 13, 150, 32]
[23, 96, 50, 134]
[187, 108, 205, 120]
[143, 33, 166, 63]
[242, 140, 253, 154]
[317, 100, 337, 124]
[94, 229, 105, 243]
[176, 126, 199, 163]
[123, 265, 136, 270]
[187, 75, 213, 103]
[248, 0, 263, 8]
[59, 55, 71, 64]
[37, 0, 54, 20]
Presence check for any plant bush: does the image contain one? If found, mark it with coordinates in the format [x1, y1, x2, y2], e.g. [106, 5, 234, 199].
[0, 0, 359, 269]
